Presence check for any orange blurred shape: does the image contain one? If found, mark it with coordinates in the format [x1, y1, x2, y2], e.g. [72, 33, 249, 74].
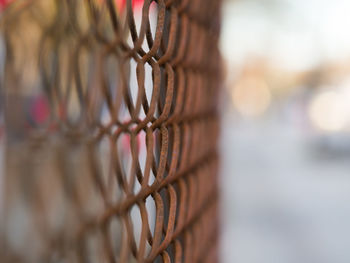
[231, 77, 271, 117]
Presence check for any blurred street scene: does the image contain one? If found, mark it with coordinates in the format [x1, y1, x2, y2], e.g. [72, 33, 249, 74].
[220, 0, 350, 262]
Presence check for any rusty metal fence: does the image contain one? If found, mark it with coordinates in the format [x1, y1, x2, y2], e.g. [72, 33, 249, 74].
[0, 0, 221, 262]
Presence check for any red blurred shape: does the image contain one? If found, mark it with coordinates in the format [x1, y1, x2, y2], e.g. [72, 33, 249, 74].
[30, 96, 50, 125]
[116, 0, 144, 12]
[0, 0, 11, 9]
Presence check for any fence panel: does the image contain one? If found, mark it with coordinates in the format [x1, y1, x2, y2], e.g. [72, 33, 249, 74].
[0, 0, 221, 262]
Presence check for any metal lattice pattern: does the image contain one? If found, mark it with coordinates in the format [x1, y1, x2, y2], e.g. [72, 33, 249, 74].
[0, 0, 221, 262]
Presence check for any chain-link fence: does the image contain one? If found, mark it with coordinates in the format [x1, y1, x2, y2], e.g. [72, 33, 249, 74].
[0, 0, 221, 262]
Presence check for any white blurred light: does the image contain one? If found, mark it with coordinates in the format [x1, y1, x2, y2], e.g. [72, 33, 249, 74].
[221, 0, 350, 71]
[308, 91, 348, 132]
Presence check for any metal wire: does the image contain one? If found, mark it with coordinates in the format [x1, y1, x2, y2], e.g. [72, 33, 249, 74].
[0, 0, 221, 262]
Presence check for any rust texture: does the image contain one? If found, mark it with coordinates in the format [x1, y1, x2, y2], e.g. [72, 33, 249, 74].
[0, 0, 221, 262]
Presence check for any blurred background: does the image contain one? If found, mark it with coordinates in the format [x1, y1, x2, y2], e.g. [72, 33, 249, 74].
[220, 0, 350, 262]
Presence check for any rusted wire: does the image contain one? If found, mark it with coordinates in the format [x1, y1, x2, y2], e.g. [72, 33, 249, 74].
[0, 0, 221, 262]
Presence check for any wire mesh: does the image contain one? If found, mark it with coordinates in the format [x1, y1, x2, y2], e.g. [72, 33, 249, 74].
[0, 0, 221, 262]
